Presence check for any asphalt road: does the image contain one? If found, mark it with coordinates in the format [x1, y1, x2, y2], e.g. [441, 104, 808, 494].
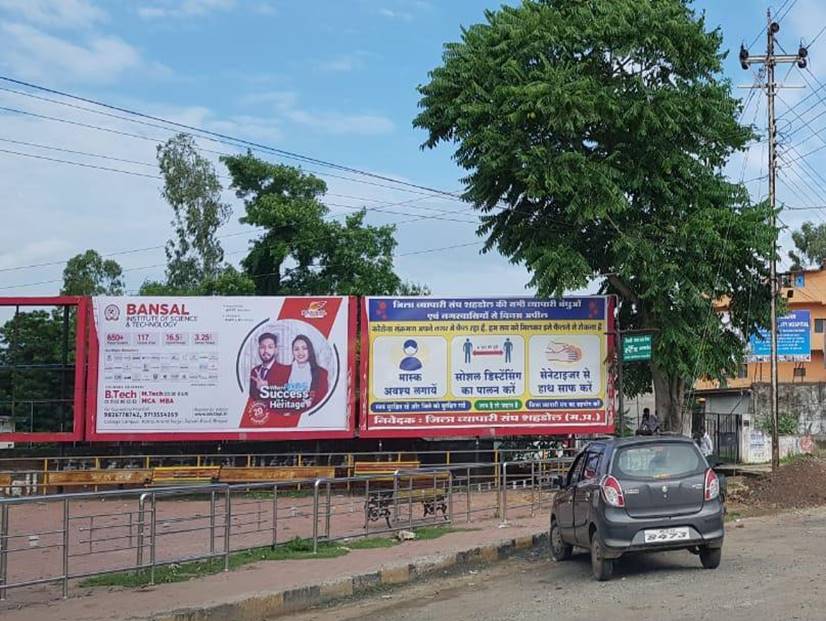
[286, 507, 826, 621]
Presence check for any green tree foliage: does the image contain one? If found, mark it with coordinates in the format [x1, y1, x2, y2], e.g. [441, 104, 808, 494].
[156, 133, 232, 290]
[61, 249, 124, 296]
[222, 151, 426, 296]
[414, 0, 775, 431]
[788, 221, 826, 271]
[0, 310, 75, 432]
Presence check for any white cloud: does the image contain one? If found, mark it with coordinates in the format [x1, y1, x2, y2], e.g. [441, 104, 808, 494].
[379, 8, 413, 21]
[0, 22, 145, 83]
[318, 56, 358, 72]
[241, 90, 394, 136]
[137, 0, 236, 19]
[0, 0, 104, 29]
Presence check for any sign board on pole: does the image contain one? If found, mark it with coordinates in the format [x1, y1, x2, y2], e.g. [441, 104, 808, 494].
[622, 334, 653, 362]
[360, 296, 615, 437]
[747, 309, 811, 362]
[88, 296, 356, 440]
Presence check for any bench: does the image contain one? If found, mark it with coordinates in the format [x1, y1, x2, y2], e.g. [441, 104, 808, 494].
[353, 461, 449, 528]
[219, 466, 335, 483]
[44, 469, 151, 489]
[151, 466, 221, 486]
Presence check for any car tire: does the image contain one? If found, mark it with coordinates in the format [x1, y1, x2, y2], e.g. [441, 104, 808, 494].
[699, 546, 722, 569]
[590, 531, 614, 581]
[550, 518, 572, 561]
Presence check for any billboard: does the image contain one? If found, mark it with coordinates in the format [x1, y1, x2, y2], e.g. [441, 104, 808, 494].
[87, 296, 355, 440]
[747, 310, 811, 362]
[361, 296, 615, 437]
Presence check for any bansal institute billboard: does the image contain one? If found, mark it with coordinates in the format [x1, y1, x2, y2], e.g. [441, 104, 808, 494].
[87, 296, 356, 440]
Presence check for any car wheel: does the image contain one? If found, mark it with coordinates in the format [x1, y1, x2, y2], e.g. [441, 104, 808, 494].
[699, 546, 722, 569]
[550, 518, 572, 561]
[590, 531, 614, 581]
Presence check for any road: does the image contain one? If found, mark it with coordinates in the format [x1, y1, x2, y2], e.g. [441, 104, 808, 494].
[286, 507, 826, 621]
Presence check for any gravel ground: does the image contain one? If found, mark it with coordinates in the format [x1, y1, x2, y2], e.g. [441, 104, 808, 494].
[287, 506, 826, 621]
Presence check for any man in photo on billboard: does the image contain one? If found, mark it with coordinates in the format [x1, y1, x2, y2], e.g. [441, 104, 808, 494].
[250, 332, 289, 401]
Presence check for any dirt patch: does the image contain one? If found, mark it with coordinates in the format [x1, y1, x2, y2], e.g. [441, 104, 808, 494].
[728, 456, 826, 514]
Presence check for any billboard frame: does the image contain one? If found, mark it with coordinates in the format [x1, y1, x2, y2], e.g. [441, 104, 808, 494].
[0, 296, 88, 443]
[84, 296, 358, 442]
[358, 296, 617, 439]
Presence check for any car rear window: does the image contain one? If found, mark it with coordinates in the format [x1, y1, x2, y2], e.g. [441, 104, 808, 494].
[612, 443, 705, 480]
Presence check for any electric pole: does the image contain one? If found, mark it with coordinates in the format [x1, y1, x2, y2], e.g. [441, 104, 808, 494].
[739, 11, 808, 471]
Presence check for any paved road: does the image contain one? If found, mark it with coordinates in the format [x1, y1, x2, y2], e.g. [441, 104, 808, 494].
[287, 507, 826, 621]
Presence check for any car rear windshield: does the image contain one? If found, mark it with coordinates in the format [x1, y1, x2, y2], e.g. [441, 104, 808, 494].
[612, 443, 705, 480]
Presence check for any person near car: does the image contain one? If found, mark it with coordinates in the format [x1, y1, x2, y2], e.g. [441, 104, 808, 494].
[638, 408, 660, 434]
[697, 426, 714, 457]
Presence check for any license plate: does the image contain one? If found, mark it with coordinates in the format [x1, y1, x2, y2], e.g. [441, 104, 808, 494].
[643, 527, 690, 543]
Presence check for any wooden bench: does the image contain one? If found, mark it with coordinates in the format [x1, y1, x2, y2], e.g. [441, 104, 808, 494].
[353, 461, 449, 528]
[0, 472, 12, 495]
[151, 466, 221, 486]
[219, 466, 335, 483]
[44, 469, 151, 489]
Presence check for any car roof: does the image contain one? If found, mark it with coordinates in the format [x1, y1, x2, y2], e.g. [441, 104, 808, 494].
[586, 434, 694, 450]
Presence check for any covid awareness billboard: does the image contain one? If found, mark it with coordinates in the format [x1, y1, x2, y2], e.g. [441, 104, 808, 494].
[87, 296, 355, 440]
[360, 296, 615, 437]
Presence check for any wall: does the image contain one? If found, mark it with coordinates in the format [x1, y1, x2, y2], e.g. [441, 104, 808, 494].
[741, 427, 815, 464]
[752, 382, 826, 436]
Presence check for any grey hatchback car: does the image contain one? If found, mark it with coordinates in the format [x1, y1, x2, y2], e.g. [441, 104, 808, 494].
[550, 436, 724, 581]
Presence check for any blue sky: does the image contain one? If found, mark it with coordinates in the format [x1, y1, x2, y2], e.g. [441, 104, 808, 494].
[1, 0, 825, 297]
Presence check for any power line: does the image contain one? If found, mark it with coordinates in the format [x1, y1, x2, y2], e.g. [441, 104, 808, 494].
[0, 75, 462, 199]
[0, 146, 160, 179]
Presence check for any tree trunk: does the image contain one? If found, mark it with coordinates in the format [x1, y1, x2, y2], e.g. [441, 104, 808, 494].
[651, 364, 690, 434]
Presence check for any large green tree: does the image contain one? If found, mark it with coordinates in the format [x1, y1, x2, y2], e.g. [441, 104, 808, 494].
[222, 151, 428, 296]
[61, 249, 124, 296]
[788, 221, 826, 271]
[414, 0, 775, 431]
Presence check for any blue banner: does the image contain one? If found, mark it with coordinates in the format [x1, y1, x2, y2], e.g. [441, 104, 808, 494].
[367, 297, 606, 322]
[748, 310, 811, 362]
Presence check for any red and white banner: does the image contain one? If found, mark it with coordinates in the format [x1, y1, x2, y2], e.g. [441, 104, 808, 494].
[88, 296, 355, 440]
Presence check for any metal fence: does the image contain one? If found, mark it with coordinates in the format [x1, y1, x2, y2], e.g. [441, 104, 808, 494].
[0, 456, 572, 604]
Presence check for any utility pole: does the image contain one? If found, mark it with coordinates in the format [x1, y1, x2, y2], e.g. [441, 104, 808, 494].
[739, 11, 808, 471]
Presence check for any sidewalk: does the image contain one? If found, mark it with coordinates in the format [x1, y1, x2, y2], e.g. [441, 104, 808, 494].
[2, 514, 549, 621]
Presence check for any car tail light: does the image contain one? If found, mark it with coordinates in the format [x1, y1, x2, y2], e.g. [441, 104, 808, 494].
[600, 475, 625, 508]
[704, 468, 720, 501]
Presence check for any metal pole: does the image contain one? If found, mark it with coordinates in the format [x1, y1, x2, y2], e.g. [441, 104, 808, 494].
[209, 490, 216, 555]
[364, 478, 370, 535]
[62, 498, 69, 598]
[393, 471, 400, 524]
[223, 487, 231, 571]
[89, 516, 94, 554]
[149, 494, 157, 585]
[312, 480, 321, 554]
[0, 504, 9, 601]
[136, 495, 146, 568]
[272, 485, 278, 547]
[447, 472, 453, 524]
[500, 462, 508, 524]
[407, 474, 414, 529]
[766, 13, 780, 472]
[466, 466, 471, 522]
[617, 311, 624, 436]
[530, 461, 536, 516]
[325, 481, 332, 539]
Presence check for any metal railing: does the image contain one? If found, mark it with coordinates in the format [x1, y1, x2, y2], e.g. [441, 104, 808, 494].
[0, 456, 574, 604]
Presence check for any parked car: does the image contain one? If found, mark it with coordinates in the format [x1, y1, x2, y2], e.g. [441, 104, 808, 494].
[549, 435, 724, 581]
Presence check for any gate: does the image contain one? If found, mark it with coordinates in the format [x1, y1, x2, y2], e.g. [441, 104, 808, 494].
[702, 413, 741, 463]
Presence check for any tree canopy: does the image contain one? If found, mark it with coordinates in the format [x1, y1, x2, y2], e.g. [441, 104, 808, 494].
[61, 249, 124, 296]
[414, 0, 775, 430]
[788, 221, 826, 271]
[222, 151, 428, 296]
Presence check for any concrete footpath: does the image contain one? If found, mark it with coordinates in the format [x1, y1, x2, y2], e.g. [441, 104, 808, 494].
[2, 514, 549, 621]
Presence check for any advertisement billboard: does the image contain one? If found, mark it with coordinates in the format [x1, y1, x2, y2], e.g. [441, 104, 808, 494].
[87, 296, 355, 440]
[747, 310, 811, 362]
[361, 296, 615, 437]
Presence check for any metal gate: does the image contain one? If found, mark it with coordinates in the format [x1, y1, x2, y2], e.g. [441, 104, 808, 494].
[701, 413, 741, 463]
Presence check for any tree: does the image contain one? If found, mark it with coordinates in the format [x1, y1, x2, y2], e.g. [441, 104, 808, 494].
[788, 221, 826, 271]
[61, 250, 124, 296]
[414, 0, 775, 431]
[221, 151, 427, 296]
[156, 133, 231, 290]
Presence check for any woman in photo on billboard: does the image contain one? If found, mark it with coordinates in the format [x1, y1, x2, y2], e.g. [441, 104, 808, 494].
[287, 335, 329, 411]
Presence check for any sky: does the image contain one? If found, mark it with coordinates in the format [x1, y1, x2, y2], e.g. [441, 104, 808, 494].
[1, 0, 826, 298]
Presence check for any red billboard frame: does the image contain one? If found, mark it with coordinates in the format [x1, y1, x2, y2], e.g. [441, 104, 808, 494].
[0, 296, 88, 443]
[359, 296, 617, 438]
[84, 296, 358, 442]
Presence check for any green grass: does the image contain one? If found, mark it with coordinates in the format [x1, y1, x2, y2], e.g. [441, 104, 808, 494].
[724, 511, 742, 523]
[79, 538, 347, 588]
[412, 525, 474, 540]
[780, 452, 813, 466]
[344, 536, 399, 549]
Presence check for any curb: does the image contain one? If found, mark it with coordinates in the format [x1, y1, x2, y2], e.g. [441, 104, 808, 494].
[151, 531, 548, 621]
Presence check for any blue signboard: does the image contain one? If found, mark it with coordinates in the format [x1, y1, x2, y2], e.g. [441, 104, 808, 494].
[747, 310, 811, 362]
